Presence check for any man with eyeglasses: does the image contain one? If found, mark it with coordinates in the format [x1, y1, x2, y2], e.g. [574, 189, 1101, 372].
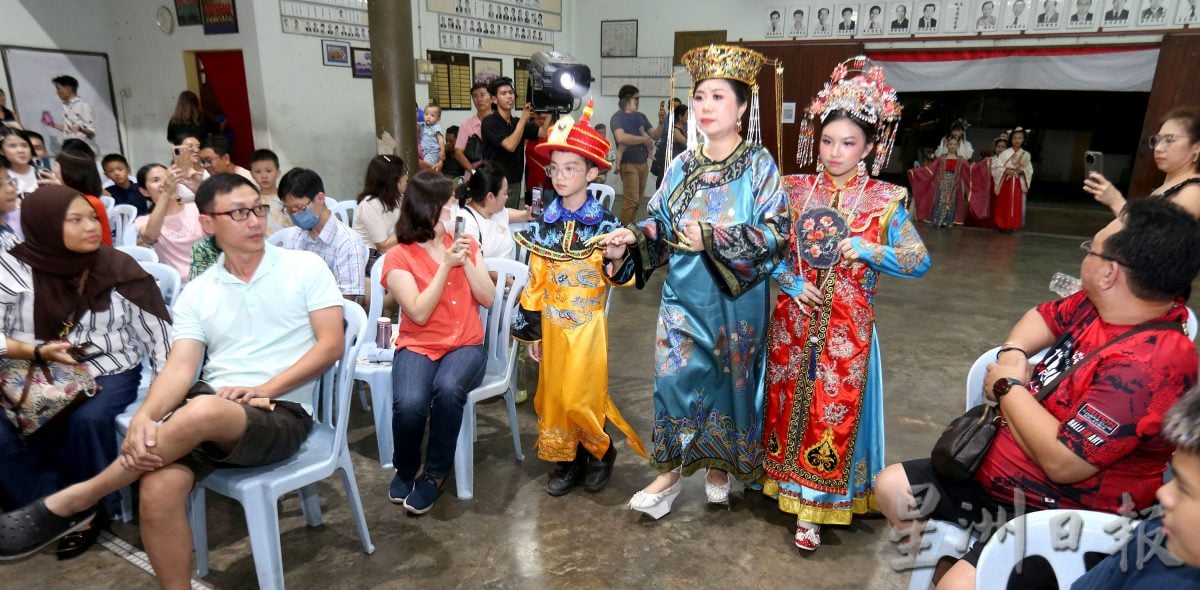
[875, 198, 1200, 589]
[0, 173, 345, 584]
[276, 167, 366, 302]
[197, 135, 257, 188]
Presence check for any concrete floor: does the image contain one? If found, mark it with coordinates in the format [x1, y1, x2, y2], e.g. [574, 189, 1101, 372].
[8, 219, 1193, 589]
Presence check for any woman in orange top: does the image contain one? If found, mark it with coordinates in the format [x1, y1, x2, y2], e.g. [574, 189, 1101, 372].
[382, 170, 495, 515]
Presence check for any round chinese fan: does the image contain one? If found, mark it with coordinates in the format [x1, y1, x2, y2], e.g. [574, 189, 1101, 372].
[796, 206, 848, 269]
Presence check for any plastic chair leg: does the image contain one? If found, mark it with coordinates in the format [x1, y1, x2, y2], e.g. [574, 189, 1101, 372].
[189, 487, 209, 577]
[354, 381, 371, 412]
[453, 401, 477, 500]
[118, 486, 134, 523]
[244, 490, 286, 590]
[337, 451, 375, 555]
[366, 374, 394, 470]
[297, 483, 323, 527]
[503, 389, 524, 462]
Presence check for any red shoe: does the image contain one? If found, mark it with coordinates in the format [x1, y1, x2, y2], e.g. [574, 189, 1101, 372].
[794, 522, 821, 551]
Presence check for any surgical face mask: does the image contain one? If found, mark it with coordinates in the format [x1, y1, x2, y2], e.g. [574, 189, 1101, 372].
[290, 206, 320, 230]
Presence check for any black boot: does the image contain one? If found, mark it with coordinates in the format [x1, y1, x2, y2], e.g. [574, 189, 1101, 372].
[584, 444, 617, 492]
[546, 451, 588, 496]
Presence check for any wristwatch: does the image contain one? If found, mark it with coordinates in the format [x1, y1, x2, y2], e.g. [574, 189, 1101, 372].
[992, 377, 1024, 399]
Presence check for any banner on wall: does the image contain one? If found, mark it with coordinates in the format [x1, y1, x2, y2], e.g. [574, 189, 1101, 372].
[868, 46, 1159, 92]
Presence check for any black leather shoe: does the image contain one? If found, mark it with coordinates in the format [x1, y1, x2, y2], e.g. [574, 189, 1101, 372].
[546, 460, 586, 496]
[584, 445, 617, 492]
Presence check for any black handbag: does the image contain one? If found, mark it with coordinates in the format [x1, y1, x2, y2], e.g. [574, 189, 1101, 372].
[931, 320, 1182, 482]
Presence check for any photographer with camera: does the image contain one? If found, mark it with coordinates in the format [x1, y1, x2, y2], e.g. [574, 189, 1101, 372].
[481, 77, 549, 209]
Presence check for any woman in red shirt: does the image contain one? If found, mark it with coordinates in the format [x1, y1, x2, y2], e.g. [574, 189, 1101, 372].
[382, 170, 495, 515]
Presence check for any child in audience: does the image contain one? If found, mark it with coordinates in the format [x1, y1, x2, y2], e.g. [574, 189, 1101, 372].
[512, 101, 647, 496]
[418, 104, 445, 172]
[249, 149, 291, 235]
[102, 154, 148, 215]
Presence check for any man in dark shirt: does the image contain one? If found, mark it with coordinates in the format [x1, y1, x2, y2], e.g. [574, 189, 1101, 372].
[481, 76, 548, 207]
[609, 85, 663, 224]
[874, 199, 1200, 589]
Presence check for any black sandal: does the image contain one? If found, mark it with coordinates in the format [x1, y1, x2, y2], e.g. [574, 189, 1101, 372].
[56, 512, 106, 561]
[0, 499, 96, 561]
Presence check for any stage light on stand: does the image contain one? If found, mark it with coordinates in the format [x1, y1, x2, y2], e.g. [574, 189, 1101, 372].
[528, 51, 592, 115]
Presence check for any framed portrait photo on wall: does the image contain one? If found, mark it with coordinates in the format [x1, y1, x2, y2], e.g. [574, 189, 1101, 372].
[975, 0, 1003, 31]
[788, 5, 811, 35]
[887, 1, 914, 34]
[861, 3, 889, 34]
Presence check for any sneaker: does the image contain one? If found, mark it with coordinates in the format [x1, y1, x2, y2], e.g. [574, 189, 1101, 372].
[403, 478, 442, 515]
[388, 473, 413, 504]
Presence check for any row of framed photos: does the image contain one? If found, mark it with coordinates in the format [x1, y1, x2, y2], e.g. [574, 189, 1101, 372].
[763, 0, 1197, 38]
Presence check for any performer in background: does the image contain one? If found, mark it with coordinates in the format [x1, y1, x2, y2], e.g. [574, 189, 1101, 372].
[600, 45, 789, 519]
[990, 127, 1033, 231]
[763, 56, 930, 551]
[909, 136, 970, 227]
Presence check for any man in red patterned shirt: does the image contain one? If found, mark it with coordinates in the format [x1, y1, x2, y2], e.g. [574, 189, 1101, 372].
[876, 198, 1200, 590]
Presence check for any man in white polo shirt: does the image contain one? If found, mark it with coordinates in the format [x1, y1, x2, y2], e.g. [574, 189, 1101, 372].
[0, 174, 345, 587]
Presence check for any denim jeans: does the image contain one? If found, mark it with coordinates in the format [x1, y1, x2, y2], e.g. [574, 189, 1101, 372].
[391, 345, 487, 482]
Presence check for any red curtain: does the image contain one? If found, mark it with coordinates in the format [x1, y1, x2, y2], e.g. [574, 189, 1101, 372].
[196, 51, 253, 167]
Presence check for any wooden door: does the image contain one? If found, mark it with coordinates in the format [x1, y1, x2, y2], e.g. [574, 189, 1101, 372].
[733, 42, 865, 175]
[1129, 33, 1200, 199]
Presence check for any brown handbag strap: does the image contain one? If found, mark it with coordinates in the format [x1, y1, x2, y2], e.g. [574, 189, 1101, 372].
[1033, 320, 1184, 402]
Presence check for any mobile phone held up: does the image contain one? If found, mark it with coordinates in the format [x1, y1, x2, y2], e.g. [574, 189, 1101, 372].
[453, 215, 466, 252]
[530, 187, 543, 217]
[67, 342, 104, 363]
[32, 157, 54, 178]
[1084, 151, 1104, 179]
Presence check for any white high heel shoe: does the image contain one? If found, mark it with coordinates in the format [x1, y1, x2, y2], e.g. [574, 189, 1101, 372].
[629, 474, 682, 520]
[704, 469, 731, 505]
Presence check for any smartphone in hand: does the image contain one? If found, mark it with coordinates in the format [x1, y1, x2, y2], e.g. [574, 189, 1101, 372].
[66, 342, 104, 363]
[1084, 151, 1104, 179]
[453, 216, 466, 252]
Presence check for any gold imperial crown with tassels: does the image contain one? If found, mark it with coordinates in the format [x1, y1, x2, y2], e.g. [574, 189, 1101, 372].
[680, 44, 768, 86]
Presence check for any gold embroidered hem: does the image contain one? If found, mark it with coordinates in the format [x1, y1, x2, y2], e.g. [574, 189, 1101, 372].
[762, 478, 878, 525]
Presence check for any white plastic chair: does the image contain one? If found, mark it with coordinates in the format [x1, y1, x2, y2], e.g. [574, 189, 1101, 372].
[109, 204, 138, 247]
[1186, 306, 1197, 341]
[906, 520, 978, 590]
[267, 228, 290, 247]
[99, 195, 115, 210]
[964, 346, 1049, 410]
[190, 300, 374, 589]
[330, 199, 357, 228]
[508, 221, 531, 265]
[453, 257, 528, 499]
[975, 509, 1128, 589]
[116, 244, 158, 263]
[138, 261, 182, 307]
[357, 255, 400, 467]
[588, 183, 616, 211]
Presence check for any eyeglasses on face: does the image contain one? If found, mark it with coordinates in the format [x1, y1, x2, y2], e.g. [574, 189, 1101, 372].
[1079, 239, 1125, 265]
[1148, 134, 1178, 150]
[544, 164, 585, 179]
[208, 204, 270, 221]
